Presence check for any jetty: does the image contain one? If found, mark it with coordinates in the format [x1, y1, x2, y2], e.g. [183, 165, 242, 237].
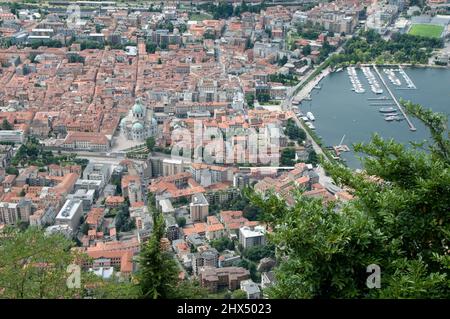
[368, 96, 391, 101]
[373, 65, 417, 131]
[369, 102, 396, 106]
[398, 66, 417, 89]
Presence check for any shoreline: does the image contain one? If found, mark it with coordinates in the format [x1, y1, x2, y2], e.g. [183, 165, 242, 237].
[289, 63, 448, 165]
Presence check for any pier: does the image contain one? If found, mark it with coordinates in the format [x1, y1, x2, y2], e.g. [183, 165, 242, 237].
[398, 65, 417, 89]
[373, 65, 417, 131]
[369, 102, 396, 106]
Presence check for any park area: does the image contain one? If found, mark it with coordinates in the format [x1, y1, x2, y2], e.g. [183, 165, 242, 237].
[408, 24, 444, 38]
[189, 12, 213, 21]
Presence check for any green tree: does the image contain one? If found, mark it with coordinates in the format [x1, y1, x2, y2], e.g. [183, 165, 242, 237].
[307, 149, 318, 166]
[146, 41, 157, 54]
[231, 289, 247, 299]
[137, 211, 179, 298]
[278, 55, 288, 66]
[204, 30, 216, 40]
[68, 54, 85, 64]
[0, 227, 87, 298]
[146, 137, 156, 152]
[280, 148, 296, 166]
[178, 24, 187, 34]
[211, 237, 234, 252]
[5, 166, 19, 175]
[115, 204, 135, 232]
[1, 119, 13, 130]
[285, 118, 306, 142]
[243, 245, 275, 262]
[245, 37, 254, 50]
[249, 101, 450, 298]
[256, 92, 270, 103]
[302, 44, 311, 56]
[176, 216, 186, 228]
[80, 223, 89, 235]
[245, 93, 255, 109]
[92, 281, 141, 299]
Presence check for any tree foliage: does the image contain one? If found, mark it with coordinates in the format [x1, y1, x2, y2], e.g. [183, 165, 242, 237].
[114, 204, 135, 233]
[1, 119, 13, 130]
[329, 30, 443, 67]
[137, 210, 209, 298]
[211, 237, 235, 252]
[146, 136, 156, 151]
[249, 101, 450, 298]
[137, 211, 180, 298]
[280, 148, 296, 166]
[284, 118, 306, 142]
[231, 289, 247, 299]
[0, 227, 87, 298]
[145, 41, 157, 54]
[176, 216, 186, 228]
[242, 244, 275, 262]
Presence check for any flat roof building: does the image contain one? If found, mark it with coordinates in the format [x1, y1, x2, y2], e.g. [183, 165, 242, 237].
[190, 193, 209, 222]
[0, 130, 24, 144]
[55, 199, 83, 230]
[240, 279, 261, 299]
[239, 226, 266, 249]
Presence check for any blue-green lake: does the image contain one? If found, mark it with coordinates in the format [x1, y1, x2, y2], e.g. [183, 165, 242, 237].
[301, 67, 450, 168]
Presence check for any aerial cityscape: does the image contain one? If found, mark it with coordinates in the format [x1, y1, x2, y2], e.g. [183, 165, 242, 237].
[0, 0, 449, 302]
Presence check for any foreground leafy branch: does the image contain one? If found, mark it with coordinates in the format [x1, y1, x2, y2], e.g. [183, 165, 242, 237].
[250, 102, 450, 298]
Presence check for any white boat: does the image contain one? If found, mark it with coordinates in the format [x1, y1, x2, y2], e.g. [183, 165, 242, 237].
[380, 107, 396, 113]
[306, 112, 315, 121]
[306, 122, 316, 130]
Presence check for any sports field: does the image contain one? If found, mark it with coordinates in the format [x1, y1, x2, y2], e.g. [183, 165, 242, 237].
[408, 24, 444, 38]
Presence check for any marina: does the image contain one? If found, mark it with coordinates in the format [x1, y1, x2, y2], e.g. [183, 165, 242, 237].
[398, 66, 417, 89]
[347, 66, 365, 93]
[296, 66, 450, 168]
[362, 66, 383, 94]
[383, 68, 402, 86]
[373, 65, 416, 131]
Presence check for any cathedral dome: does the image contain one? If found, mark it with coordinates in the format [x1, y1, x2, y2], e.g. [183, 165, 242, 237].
[132, 99, 144, 116]
[132, 122, 144, 131]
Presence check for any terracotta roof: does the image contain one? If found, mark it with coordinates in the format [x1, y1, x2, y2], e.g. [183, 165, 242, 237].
[182, 222, 207, 236]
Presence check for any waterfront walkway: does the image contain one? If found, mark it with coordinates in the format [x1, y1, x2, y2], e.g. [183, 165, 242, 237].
[372, 65, 417, 132]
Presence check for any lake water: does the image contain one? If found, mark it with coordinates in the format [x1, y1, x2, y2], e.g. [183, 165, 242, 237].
[301, 67, 450, 168]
